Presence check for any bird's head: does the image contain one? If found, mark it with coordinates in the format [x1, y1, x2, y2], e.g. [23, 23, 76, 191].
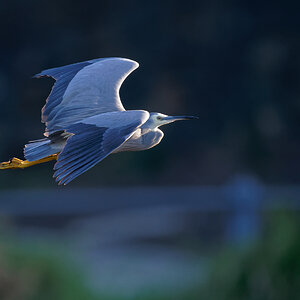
[144, 112, 198, 129]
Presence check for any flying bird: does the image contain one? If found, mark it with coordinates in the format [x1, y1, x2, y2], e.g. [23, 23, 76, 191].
[0, 58, 197, 185]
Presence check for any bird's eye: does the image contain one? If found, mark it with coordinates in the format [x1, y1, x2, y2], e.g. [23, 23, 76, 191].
[157, 116, 162, 120]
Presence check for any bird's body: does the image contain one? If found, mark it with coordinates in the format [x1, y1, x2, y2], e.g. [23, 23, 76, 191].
[0, 57, 197, 184]
[30, 111, 164, 156]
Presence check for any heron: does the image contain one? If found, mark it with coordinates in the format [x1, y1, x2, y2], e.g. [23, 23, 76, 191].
[0, 58, 197, 185]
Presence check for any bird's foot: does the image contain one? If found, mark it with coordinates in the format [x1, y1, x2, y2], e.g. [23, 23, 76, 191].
[0, 154, 58, 170]
[0, 157, 27, 169]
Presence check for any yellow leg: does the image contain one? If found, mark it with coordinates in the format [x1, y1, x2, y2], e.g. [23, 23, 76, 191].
[0, 154, 58, 170]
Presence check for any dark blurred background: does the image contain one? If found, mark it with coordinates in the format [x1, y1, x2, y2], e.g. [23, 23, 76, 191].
[0, 1, 299, 299]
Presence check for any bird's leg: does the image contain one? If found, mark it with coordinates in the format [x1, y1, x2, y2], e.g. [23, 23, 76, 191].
[0, 154, 58, 170]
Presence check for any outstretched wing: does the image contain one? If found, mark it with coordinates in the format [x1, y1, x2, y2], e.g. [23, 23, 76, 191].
[34, 57, 139, 135]
[53, 110, 149, 185]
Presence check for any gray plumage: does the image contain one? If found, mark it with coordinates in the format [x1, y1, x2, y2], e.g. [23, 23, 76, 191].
[24, 57, 197, 185]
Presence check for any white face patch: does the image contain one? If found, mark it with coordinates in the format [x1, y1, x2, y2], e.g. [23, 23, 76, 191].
[149, 113, 170, 128]
[143, 112, 173, 130]
[152, 113, 167, 121]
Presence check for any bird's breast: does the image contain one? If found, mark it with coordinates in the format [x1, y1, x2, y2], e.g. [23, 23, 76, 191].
[116, 128, 164, 152]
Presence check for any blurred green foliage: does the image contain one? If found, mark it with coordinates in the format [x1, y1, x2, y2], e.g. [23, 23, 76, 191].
[0, 241, 100, 300]
[136, 211, 300, 300]
[1, 210, 299, 300]
[198, 211, 300, 300]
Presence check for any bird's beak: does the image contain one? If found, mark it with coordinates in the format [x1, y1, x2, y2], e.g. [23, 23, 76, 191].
[163, 115, 199, 123]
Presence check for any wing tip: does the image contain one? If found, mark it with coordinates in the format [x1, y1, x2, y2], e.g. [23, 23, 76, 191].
[32, 72, 53, 79]
[32, 73, 42, 79]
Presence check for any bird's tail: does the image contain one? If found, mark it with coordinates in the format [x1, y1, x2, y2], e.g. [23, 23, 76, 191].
[24, 139, 60, 161]
[0, 131, 68, 170]
[24, 130, 70, 161]
[0, 138, 59, 170]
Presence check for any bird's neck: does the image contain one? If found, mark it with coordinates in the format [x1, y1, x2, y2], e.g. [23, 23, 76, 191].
[140, 117, 160, 131]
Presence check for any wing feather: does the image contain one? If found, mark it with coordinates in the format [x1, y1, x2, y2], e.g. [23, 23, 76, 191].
[35, 58, 139, 135]
[53, 110, 148, 185]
